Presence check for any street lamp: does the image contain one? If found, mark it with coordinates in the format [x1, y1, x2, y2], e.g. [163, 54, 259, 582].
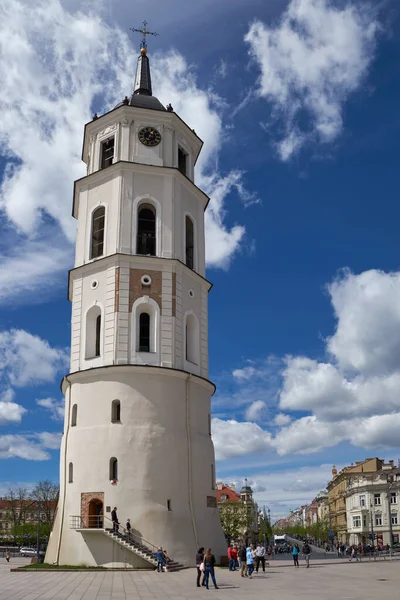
[386, 475, 394, 550]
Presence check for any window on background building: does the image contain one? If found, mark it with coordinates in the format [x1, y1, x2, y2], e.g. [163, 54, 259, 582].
[374, 493, 381, 506]
[352, 516, 361, 528]
[375, 515, 382, 526]
[391, 513, 398, 525]
[139, 313, 150, 352]
[390, 492, 397, 504]
[111, 400, 121, 423]
[90, 206, 105, 259]
[68, 462, 73, 483]
[363, 517, 367, 527]
[137, 205, 156, 256]
[178, 147, 187, 176]
[109, 457, 118, 480]
[101, 137, 114, 169]
[221, 494, 227, 502]
[393, 534, 400, 544]
[185, 216, 194, 269]
[71, 404, 77, 427]
[359, 494, 366, 507]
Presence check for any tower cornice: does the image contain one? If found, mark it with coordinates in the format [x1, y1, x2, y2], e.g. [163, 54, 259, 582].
[72, 160, 210, 219]
[61, 363, 216, 395]
[67, 253, 213, 301]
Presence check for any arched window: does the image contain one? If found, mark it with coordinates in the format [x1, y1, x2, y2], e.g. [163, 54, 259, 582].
[95, 315, 101, 357]
[185, 216, 194, 270]
[139, 312, 150, 352]
[185, 313, 199, 364]
[85, 306, 102, 359]
[109, 457, 118, 481]
[68, 462, 73, 483]
[71, 404, 77, 427]
[111, 400, 121, 423]
[90, 207, 105, 259]
[137, 205, 156, 256]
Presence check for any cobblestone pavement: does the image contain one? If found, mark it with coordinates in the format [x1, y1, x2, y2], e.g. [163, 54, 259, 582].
[1, 558, 399, 600]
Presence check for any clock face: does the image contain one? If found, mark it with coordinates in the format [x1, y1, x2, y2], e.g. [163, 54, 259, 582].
[138, 126, 162, 147]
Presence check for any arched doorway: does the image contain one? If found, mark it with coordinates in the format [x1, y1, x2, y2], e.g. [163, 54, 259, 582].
[88, 499, 103, 528]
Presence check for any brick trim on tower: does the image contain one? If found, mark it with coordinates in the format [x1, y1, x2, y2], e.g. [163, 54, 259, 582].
[129, 269, 162, 311]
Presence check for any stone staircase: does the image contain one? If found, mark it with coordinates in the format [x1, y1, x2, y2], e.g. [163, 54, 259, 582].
[104, 530, 185, 572]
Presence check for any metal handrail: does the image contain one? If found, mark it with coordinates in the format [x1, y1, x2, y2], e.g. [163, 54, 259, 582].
[102, 514, 158, 552]
[69, 514, 158, 554]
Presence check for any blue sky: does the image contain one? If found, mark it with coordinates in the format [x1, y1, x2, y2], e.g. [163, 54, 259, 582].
[1, 0, 400, 519]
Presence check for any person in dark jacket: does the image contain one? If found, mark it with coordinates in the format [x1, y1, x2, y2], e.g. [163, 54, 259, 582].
[111, 507, 119, 533]
[155, 547, 165, 572]
[196, 547, 206, 587]
[204, 548, 219, 589]
[125, 518, 131, 540]
[302, 542, 311, 567]
[239, 545, 247, 577]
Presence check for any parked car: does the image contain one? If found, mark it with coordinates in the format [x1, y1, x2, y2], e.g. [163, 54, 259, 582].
[391, 543, 400, 552]
[19, 547, 44, 557]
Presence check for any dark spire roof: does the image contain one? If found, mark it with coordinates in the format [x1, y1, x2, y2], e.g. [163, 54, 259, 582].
[133, 49, 152, 96]
[114, 47, 166, 112]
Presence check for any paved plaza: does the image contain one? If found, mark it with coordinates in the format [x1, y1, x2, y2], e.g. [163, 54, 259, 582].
[1, 558, 399, 600]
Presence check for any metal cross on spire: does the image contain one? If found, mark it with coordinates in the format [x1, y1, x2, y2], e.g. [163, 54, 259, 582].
[129, 20, 159, 50]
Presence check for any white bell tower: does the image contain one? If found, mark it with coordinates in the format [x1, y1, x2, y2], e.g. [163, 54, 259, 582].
[45, 40, 225, 567]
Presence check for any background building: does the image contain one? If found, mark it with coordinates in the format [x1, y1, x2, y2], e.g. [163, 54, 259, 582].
[346, 462, 400, 547]
[216, 481, 259, 542]
[327, 458, 386, 543]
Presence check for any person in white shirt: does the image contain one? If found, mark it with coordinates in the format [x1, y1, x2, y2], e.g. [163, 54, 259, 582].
[255, 542, 266, 572]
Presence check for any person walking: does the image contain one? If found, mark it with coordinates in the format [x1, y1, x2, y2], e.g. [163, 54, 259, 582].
[292, 544, 299, 568]
[349, 545, 359, 562]
[232, 545, 238, 570]
[125, 518, 131, 540]
[302, 541, 311, 568]
[228, 544, 235, 571]
[255, 542, 266, 572]
[196, 547, 206, 587]
[239, 545, 247, 577]
[155, 547, 165, 572]
[5, 550, 10, 563]
[204, 548, 219, 589]
[246, 544, 254, 578]
[111, 507, 119, 533]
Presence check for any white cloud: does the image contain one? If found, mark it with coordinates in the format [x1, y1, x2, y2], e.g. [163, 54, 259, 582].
[0, 434, 51, 460]
[232, 366, 258, 381]
[0, 234, 73, 305]
[212, 418, 274, 460]
[245, 400, 266, 421]
[0, 329, 69, 387]
[327, 269, 400, 375]
[35, 431, 62, 449]
[0, 401, 26, 425]
[0, 0, 251, 303]
[275, 268, 400, 454]
[36, 398, 65, 421]
[245, 0, 379, 159]
[273, 413, 292, 426]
